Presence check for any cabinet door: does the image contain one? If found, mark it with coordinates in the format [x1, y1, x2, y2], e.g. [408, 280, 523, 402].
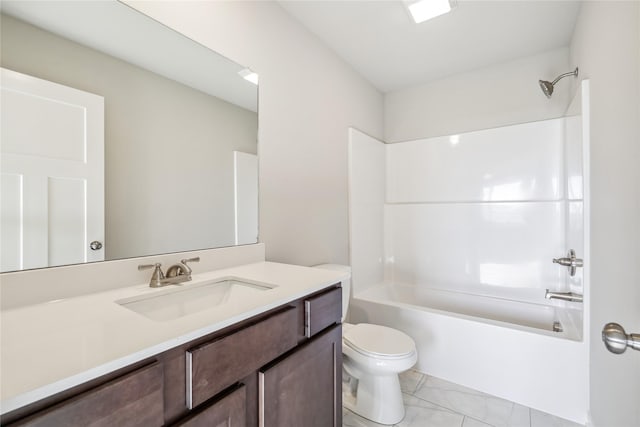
[259, 325, 341, 427]
[175, 384, 246, 427]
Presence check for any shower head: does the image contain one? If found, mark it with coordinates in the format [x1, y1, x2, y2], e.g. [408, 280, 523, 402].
[539, 80, 555, 98]
[538, 67, 579, 98]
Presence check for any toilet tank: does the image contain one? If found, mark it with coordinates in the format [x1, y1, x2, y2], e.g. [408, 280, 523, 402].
[312, 264, 351, 323]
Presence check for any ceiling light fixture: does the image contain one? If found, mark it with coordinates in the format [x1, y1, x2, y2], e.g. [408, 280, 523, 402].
[238, 68, 259, 85]
[404, 0, 455, 24]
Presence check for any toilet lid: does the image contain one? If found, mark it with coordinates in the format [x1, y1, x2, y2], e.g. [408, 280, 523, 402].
[343, 323, 415, 358]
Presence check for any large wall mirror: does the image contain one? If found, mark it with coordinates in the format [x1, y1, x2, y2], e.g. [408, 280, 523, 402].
[0, 1, 259, 273]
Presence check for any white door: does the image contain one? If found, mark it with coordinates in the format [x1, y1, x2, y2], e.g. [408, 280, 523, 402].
[233, 151, 258, 245]
[0, 68, 104, 271]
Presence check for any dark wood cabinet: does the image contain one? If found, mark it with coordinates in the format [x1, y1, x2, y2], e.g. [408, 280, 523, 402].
[186, 306, 298, 409]
[304, 286, 342, 338]
[8, 362, 164, 427]
[260, 325, 342, 427]
[2, 284, 341, 427]
[173, 384, 246, 427]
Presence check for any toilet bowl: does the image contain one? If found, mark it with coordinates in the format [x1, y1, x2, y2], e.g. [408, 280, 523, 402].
[342, 322, 417, 424]
[313, 264, 417, 425]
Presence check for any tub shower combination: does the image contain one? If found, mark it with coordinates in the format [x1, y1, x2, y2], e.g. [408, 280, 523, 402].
[347, 82, 590, 424]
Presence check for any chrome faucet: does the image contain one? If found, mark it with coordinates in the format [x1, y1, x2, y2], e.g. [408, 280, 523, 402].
[545, 289, 583, 303]
[166, 257, 200, 282]
[138, 257, 200, 288]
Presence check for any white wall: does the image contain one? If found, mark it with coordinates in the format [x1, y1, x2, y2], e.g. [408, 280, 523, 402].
[347, 129, 385, 295]
[126, 1, 384, 267]
[383, 118, 581, 305]
[384, 47, 571, 143]
[569, 2, 640, 426]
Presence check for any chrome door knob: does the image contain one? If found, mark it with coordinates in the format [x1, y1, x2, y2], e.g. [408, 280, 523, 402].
[602, 323, 640, 354]
[90, 240, 103, 250]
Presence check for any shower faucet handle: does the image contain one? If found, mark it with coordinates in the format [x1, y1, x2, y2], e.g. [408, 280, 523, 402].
[552, 249, 583, 277]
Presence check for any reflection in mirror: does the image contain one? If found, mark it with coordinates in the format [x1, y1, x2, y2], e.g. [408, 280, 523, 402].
[0, 1, 258, 273]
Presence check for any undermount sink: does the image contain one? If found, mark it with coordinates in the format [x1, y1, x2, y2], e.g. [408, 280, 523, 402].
[116, 278, 274, 321]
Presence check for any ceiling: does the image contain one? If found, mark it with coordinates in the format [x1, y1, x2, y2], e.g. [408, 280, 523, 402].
[279, 0, 581, 93]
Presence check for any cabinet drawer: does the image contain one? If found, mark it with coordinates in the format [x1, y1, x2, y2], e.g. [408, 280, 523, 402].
[175, 384, 246, 427]
[186, 306, 297, 409]
[10, 362, 163, 427]
[305, 286, 341, 338]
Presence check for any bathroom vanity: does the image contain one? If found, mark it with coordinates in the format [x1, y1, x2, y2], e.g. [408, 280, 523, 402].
[0, 262, 345, 426]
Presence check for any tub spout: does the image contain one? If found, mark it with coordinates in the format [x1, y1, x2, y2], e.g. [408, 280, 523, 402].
[545, 289, 583, 303]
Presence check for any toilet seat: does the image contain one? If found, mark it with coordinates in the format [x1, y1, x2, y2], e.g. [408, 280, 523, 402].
[343, 323, 415, 359]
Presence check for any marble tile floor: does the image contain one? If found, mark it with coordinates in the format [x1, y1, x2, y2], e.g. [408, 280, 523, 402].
[343, 370, 584, 427]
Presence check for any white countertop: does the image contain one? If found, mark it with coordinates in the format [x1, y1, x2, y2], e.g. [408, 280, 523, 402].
[0, 262, 348, 414]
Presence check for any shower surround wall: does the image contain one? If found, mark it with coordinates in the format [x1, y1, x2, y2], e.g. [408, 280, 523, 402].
[350, 118, 585, 304]
[386, 119, 566, 300]
[348, 110, 588, 422]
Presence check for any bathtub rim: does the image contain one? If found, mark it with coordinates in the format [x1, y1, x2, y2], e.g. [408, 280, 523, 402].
[353, 282, 583, 342]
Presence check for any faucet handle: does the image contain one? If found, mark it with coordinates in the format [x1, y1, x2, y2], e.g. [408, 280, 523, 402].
[552, 249, 583, 276]
[138, 262, 162, 272]
[179, 257, 200, 275]
[138, 263, 165, 287]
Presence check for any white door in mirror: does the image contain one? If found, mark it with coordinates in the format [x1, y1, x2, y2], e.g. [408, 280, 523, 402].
[234, 151, 258, 245]
[0, 68, 105, 271]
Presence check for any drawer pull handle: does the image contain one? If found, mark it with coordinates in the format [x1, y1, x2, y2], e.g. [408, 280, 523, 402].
[305, 300, 311, 338]
[186, 350, 194, 409]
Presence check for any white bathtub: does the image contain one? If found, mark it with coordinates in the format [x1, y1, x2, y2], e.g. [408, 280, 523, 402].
[350, 283, 588, 424]
[358, 283, 583, 340]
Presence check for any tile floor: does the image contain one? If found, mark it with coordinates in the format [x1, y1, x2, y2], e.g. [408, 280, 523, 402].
[342, 370, 584, 427]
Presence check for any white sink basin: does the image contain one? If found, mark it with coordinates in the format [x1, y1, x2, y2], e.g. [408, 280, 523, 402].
[116, 278, 274, 321]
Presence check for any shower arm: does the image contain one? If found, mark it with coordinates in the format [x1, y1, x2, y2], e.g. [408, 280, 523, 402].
[551, 68, 579, 85]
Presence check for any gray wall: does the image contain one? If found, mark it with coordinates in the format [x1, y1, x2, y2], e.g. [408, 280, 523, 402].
[1, 14, 258, 260]
[569, 2, 640, 426]
[384, 47, 571, 142]
[126, 1, 385, 267]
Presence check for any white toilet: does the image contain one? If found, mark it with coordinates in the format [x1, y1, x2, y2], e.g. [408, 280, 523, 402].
[314, 264, 417, 425]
